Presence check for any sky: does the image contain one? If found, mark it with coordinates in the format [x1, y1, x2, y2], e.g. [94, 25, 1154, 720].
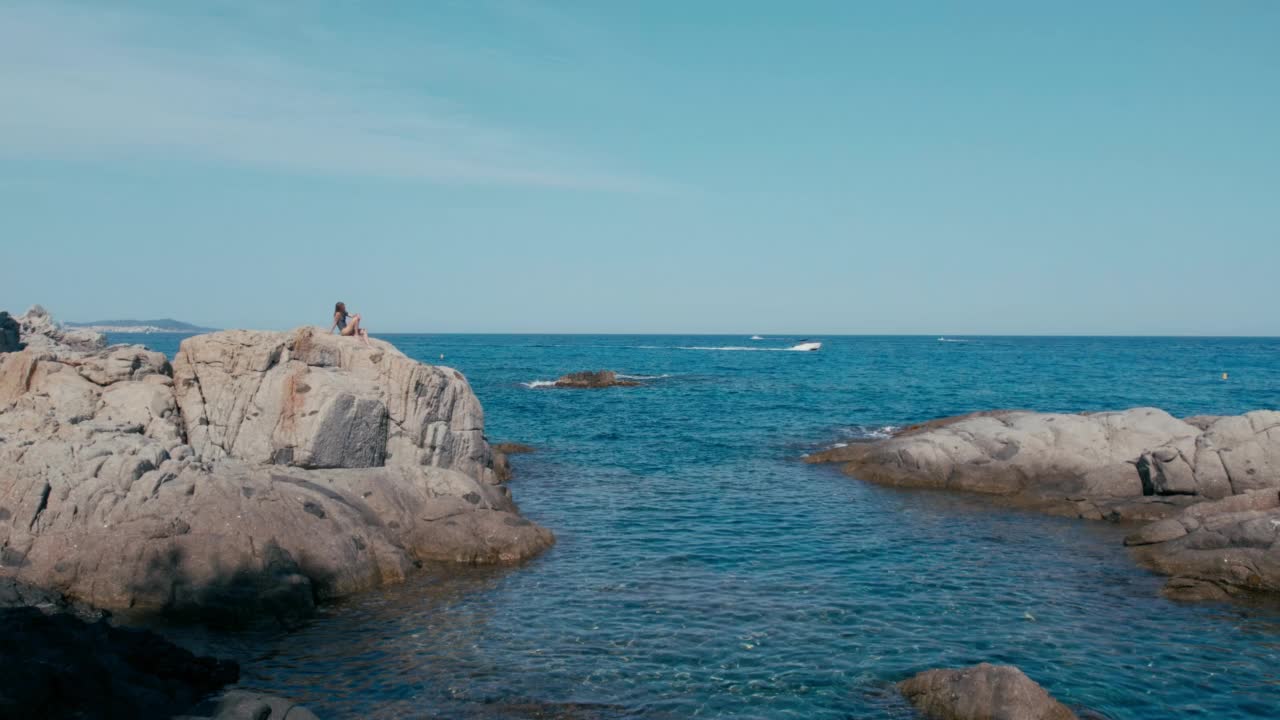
[2, 1, 1277, 335]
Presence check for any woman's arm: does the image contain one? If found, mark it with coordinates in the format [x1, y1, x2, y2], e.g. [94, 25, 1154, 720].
[330, 312, 339, 333]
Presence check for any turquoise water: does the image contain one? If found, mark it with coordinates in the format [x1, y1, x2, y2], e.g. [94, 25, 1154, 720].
[114, 333, 1280, 719]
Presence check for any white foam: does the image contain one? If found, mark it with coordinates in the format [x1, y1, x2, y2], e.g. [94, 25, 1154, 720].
[750, 335, 765, 340]
[676, 345, 820, 352]
[830, 425, 899, 444]
[522, 380, 557, 389]
[937, 337, 970, 343]
[616, 373, 672, 380]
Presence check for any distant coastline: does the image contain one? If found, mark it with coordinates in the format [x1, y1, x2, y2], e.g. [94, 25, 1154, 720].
[65, 318, 218, 334]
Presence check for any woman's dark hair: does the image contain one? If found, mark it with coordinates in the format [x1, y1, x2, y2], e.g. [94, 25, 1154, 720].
[335, 301, 346, 316]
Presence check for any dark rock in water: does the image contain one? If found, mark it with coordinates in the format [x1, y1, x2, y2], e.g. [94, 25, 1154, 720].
[898, 663, 1078, 720]
[0, 312, 20, 353]
[493, 442, 537, 455]
[490, 443, 537, 482]
[0, 576, 106, 622]
[552, 371, 640, 389]
[0, 604, 239, 719]
[1159, 576, 1234, 602]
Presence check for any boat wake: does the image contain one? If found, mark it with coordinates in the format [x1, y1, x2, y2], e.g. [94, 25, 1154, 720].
[675, 342, 822, 352]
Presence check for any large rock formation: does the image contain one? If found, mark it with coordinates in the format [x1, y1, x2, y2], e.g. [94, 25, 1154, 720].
[0, 310, 553, 621]
[898, 663, 1078, 720]
[807, 407, 1280, 600]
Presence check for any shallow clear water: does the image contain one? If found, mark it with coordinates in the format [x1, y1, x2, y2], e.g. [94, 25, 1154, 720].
[114, 333, 1280, 719]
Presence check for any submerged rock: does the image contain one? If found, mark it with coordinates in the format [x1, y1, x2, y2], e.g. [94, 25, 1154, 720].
[552, 370, 640, 389]
[0, 599, 239, 719]
[178, 690, 322, 720]
[0, 309, 553, 622]
[898, 663, 1078, 720]
[808, 407, 1280, 600]
[490, 443, 536, 483]
[492, 442, 537, 455]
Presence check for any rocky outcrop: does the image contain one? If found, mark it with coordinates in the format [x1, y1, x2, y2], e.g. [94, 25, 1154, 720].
[898, 663, 1078, 720]
[806, 408, 1280, 521]
[808, 407, 1280, 600]
[0, 310, 553, 621]
[552, 371, 640, 389]
[13, 304, 106, 353]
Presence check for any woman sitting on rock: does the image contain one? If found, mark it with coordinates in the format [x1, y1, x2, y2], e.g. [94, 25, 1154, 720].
[331, 301, 369, 345]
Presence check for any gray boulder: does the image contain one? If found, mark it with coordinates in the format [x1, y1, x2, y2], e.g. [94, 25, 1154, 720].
[898, 663, 1078, 720]
[0, 309, 553, 621]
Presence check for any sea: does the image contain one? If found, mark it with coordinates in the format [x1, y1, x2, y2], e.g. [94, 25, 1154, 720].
[109, 332, 1280, 719]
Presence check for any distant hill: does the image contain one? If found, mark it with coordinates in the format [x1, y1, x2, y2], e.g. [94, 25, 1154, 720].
[65, 318, 219, 333]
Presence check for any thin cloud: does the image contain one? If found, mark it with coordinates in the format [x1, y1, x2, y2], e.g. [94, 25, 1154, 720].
[0, 1, 661, 191]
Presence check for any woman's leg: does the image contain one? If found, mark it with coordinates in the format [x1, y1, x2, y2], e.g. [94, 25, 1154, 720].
[351, 315, 370, 345]
[340, 324, 356, 336]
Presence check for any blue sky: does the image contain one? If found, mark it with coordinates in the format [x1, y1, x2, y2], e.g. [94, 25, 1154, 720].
[2, 1, 1277, 334]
